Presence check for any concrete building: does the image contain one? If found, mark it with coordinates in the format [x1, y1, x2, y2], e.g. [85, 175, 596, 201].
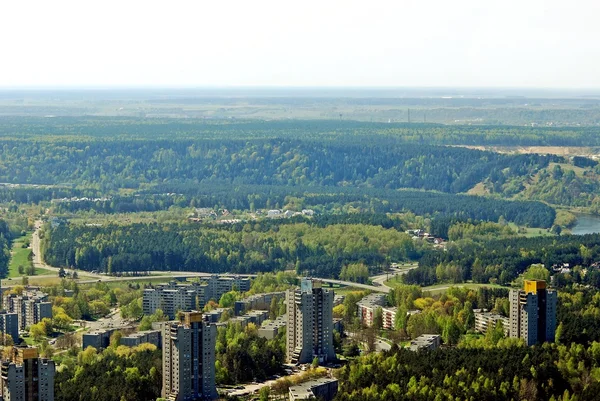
[381, 307, 397, 330]
[333, 294, 345, 307]
[474, 311, 509, 337]
[357, 294, 386, 327]
[228, 310, 270, 329]
[289, 378, 338, 401]
[509, 280, 557, 346]
[409, 334, 441, 351]
[3, 293, 52, 331]
[143, 276, 251, 319]
[0, 312, 19, 344]
[287, 278, 335, 365]
[120, 330, 162, 348]
[82, 328, 115, 350]
[233, 292, 285, 316]
[162, 311, 217, 401]
[203, 308, 230, 323]
[258, 315, 287, 340]
[143, 282, 200, 320]
[0, 347, 55, 401]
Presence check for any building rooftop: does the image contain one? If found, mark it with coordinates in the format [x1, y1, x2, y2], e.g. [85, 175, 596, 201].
[289, 378, 338, 400]
[357, 293, 386, 308]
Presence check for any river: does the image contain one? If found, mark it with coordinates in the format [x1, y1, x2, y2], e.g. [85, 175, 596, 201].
[571, 214, 600, 235]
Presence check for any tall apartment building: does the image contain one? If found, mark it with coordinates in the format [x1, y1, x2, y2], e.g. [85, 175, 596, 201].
[0, 312, 19, 343]
[286, 278, 335, 365]
[143, 276, 251, 319]
[3, 293, 52, 330]
[0, 346, 55, 401]
[162, 311, 217, 401]
[509, 280, 557, 346]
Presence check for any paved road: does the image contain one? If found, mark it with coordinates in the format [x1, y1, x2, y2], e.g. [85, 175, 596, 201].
[31, 220, 60, 274]
[83, 307, 135, 332]
[370, 265, 418, 291]
[30, 220, 410, 294]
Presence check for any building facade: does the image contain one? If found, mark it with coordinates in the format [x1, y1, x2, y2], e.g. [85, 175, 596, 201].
[509, 280, 557, 346]
[3, 293, 52, 331]
[162, 311, 217, 401]
[82, 328, 115, 350]
[120, 330, 162, 348]
[233, 292, 285, 316]
[0, 347, 55, 401]
[474, 311, 509, 336]
[356, 294, 386, 327]
[0, 312, 19, 344]
[143, 276, 251, 319]
[286, 278, 335, 365]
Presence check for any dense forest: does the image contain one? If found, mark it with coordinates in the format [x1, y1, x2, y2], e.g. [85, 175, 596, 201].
[0, 219, 15, 278]
[335, 342, 600, 401]
[55, 344, 162, 401]
[405, 233, 600, 286]
[6, 117, 600, 211]
[40, 221, 419, 277]
[0, 135, 555, 193]
[2, 116, 600, 146]
[52, 188, 556, 228]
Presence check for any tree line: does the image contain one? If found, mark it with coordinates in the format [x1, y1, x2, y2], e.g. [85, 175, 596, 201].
[40, 221, 420, 278]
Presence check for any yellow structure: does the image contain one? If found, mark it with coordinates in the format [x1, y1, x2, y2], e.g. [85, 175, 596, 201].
[181, 311, 203, 326]
[524, 279, 546, 294]
[14, 347, 38, 364]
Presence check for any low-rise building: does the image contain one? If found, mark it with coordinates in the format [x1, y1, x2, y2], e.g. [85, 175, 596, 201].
[258, 315, 287, 340]
[82, 328, 115, 350]
[381, 307, 397, 330]
[229, 310, 270, 329]
[234, 292, 285, 316]
[409, 334, 441, 351]
[357, 294, 386, 327]
[474, 311, 509, 336]
[204, 308, 230, 323]
[120, 330, 161, 348]
[289, 378, 338, 401]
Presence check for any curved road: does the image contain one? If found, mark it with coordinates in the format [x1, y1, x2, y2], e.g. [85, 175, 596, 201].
[31, 221, 414, 293]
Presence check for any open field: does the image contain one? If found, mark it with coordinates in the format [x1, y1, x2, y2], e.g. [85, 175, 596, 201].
[455, 145, 600, 158]
[507, 223, 555, 238]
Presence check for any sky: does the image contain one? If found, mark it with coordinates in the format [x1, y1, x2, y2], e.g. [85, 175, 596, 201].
[0, 0, 599, 88]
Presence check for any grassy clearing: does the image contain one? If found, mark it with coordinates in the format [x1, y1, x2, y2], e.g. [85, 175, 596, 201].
[8, 233, 55, 278]
[8, 233, 33, 277]
[507, 223, 554, 238]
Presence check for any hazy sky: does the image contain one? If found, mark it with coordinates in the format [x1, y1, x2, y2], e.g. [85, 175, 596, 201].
[1, 0, 598, 88]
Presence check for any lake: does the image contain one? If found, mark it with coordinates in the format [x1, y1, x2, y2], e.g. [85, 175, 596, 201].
[571, 214, 600, 235]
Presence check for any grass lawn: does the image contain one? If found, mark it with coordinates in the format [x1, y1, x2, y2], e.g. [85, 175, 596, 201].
[26, 276, 63, 286]
[422, 282, 512, 295]
[7, 233, 54, 278]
